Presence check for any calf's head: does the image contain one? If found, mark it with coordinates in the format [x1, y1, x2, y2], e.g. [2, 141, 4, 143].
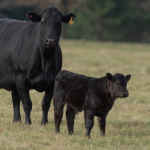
[106, 73, 131, 98]
[27, 7, 76, 49]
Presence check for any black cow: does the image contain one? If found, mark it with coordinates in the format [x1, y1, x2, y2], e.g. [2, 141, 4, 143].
[53, 70, 131, 138]
[0, 7, 76, 124]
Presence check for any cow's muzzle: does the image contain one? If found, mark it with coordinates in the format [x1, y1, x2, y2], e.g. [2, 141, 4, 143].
[45, 38, 56, 48]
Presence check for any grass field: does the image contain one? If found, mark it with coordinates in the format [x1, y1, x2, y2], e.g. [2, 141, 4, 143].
[0, 40, 150, 150]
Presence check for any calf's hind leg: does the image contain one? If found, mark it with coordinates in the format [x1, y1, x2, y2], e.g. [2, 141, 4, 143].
[11, 91, 21, 122]
[66, 104, 75, 135]
[54, 103, 65, 134]
[54, 81, 66, 133]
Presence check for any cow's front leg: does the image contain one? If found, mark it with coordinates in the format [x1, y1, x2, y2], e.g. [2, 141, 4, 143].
[11, 90, 21, 122]
[41, 82, 54, 124]
[97, 116, 106, 136]
[16, 81, 32, 124]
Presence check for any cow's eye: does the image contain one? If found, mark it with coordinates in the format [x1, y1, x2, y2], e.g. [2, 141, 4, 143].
[116, 83, 119, 86]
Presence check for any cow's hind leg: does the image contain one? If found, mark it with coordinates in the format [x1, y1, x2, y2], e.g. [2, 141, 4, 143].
[16, 80, 32, 125]
[66, 104, 75, 135]
[11, 91, 21, 122]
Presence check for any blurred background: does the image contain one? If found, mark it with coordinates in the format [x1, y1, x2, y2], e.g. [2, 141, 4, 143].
[1, 1, 150, 149]
[1, 0, 150, 42]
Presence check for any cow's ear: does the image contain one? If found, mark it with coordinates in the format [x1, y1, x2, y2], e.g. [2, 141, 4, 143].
[27, 12, 41, 22]
[106, 73, 113, 81]
[62, 13, 76, 25]
[126, 75, 131, 82]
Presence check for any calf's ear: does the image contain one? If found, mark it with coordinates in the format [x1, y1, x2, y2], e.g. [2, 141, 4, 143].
[106, 73, 113, 81]
[27, 12, 41, 22]
[62, 13, 76, 25]
[126, 75, 131, 82]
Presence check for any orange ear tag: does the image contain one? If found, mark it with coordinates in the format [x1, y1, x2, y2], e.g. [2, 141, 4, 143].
[30, 15, 32, 18]
[69, 17, 74, 25]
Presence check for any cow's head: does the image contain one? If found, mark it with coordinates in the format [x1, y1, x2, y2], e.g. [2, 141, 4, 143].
[27, 7, 76, 49]
[106, 73, 131, 98]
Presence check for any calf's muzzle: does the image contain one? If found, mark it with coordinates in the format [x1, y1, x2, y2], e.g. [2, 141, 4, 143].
[123, 92, 129, 98]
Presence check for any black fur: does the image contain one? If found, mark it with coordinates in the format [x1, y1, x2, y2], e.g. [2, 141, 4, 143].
[0, 7, 76, 125]
[53, 70, 131, 137]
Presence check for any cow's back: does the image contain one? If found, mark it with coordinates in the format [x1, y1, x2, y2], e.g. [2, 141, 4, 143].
[0, 18, 39, 62]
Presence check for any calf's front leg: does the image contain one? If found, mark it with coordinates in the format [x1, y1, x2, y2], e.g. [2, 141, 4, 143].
[85, 110, 94, 138]
[97, 115, 107, 136]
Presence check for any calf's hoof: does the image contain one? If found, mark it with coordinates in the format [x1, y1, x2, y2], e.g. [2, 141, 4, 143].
[68, 131, 74, 135]
[85, 134, 90, 139]
[55, 131, 60, 135]
[100, 134, 105, 137]
[13, 119, 21, 123]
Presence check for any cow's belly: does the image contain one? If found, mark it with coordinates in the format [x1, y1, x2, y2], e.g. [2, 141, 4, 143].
[30, 73, 54, 92]
[31, 79, 51, 92]
[0, 77, 52, 92]
[0, 74, 16, 91]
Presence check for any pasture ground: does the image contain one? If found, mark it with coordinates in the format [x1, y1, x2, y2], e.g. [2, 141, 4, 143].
[0, 40, 150, 150]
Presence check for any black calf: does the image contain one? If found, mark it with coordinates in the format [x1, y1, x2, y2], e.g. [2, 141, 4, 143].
[53, 70, 131, 137]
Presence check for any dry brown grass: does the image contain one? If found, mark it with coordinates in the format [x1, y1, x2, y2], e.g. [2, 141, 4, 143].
[0, 40, 150, 150]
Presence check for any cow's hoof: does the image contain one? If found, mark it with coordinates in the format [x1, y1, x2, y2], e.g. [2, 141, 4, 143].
[41, 121, 48, 125]
[41, 118, 48, 125]
[25, 120, 32, 125]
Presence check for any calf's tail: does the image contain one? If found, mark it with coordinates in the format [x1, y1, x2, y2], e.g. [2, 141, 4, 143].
[53, 80, 66, 108]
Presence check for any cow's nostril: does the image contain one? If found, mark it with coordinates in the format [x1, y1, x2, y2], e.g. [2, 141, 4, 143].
[46, 38, 50, 42]
[53, 39, 56, 44]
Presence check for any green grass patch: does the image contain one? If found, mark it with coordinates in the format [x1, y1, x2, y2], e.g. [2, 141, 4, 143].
[0, 40, 150, 149]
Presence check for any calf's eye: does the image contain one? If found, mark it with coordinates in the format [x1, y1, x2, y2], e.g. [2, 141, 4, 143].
[58, 23, 61, 26]
[42, 22, 45, 26]
[116, 83, 119, 86]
